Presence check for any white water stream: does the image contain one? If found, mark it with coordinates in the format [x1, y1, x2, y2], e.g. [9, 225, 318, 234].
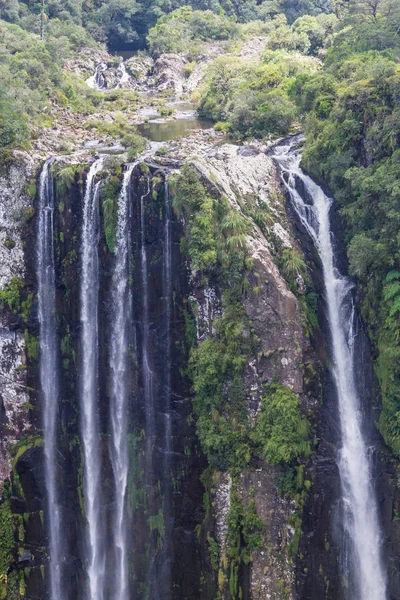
[86, 62, 107, 90]
[109, 162, 136, 598]
[80, 157, 106, 600]
[38, 160, 64, 600]
[272, 138, 386, 600]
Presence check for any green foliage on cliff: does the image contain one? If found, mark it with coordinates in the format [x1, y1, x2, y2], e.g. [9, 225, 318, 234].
[99, 159, 123, 253]
[222, 489, 263, 598]
[292, 8, 400, 454]
[172, 164, 250, 276]
[173, 165, 252, 471]
[189, 307, 252, 472]
[174, 165, 313, 477]
[0, 277, 24, 313]
[227, 492, 263, 566]
[53, 164, 80, 195]
[252, 384, 311, 465]
[0, 485, 14, 578]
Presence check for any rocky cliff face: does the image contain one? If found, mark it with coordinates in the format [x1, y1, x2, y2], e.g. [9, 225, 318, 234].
[184, 142, 317, 599]
[0, 94, 399, 600]
[0, 153, 38, 485]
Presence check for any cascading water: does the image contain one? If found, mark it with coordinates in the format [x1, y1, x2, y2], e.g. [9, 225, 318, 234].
[37, 159, 64, 600]
[161, 180, 173, 598]
[139, 177, 160, 597]
[109, 162, 136, 599]
[140, 179, 155, 473]
[86, 63, 107, 90]
[80, 157, 106, 600]
[117, 62, 130, 86]
[272, 138, 386, 600]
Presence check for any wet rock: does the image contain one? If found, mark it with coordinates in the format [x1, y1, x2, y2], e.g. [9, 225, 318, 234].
[0, 152, 36, 485]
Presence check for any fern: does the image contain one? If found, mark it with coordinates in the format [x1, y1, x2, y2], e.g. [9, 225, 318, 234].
[384, 270, 400, 283]
[54, 165, 78, 195]
[383, 281, 400, 301]
[389, 297, 400, 318]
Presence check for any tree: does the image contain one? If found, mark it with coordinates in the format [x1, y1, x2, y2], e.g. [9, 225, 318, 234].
[95, 0, 140, 48]
[349, 0, 400, 25]
[40, 0, 45, 39]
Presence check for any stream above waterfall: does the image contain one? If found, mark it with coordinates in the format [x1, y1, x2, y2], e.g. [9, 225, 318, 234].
[137, 115, 213, 141]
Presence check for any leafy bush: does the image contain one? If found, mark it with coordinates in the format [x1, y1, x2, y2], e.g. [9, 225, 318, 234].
[197, 37, 320, 139]
[0, 277, 24, 313]
[252, 383, 311, 465]
[53, 164, 80, 195]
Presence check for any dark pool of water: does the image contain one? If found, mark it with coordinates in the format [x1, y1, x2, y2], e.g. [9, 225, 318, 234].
[137, 116, 213, 142]
[113, 50, 139, 60]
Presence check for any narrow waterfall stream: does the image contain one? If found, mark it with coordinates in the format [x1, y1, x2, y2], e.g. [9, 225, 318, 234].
[161, 180, 173, 598]
[109, 162, 136, 599]
[37, 160, 64, 600]
[140, 178, 155, 479]
[271, 138, 387, 600]
[86, 63, 107, 90]
[80, 157, 106, 600]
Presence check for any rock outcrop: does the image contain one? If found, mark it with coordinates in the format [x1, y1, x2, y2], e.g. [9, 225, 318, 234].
[154, 53, 187, 96]
[0, 153, 36, 484]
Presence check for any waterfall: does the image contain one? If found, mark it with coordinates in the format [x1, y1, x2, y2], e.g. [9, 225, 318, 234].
[161, 180, 173, 597]
[272, 138, 386, 600]
[140, 174, 163, 599]
[37, 159, 64, 600]
[109, 162, 135, 599]
[80, 157, 106, 600]
[117, 62, 130, 86]
[140, 179, 155, 471]
[86, 63, 107, 90]
[86, 61, 131, 91]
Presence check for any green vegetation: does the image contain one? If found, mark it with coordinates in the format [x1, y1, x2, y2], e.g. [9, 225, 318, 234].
[99, 157, 123, 253]
[0, 484, 15, 580]
[1, 0, 335, 52]
[252, 384, 311, 465]
[173, 165, 312, 477]
[147, 7, 239, 57]
[223, 489, 264, 598]
[189, 307, 252, 472]
[196, 17, 323, 138]
[10, 435, 43, 469]
[280, 247, 307, 284]
[172, 164, 250, 276]
[0, 279, 33, 327]
[53, 164, 80, 195]
[290, 2, 400, 454]
[172, 166, 253, 471]
[0, 20, 102, 150]
[0, 278, 24, 313]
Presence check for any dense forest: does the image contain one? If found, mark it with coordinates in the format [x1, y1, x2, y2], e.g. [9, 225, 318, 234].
[0, 0, 400, 598]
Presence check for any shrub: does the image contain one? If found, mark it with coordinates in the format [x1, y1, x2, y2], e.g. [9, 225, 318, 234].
[252, 383, 311, 465]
